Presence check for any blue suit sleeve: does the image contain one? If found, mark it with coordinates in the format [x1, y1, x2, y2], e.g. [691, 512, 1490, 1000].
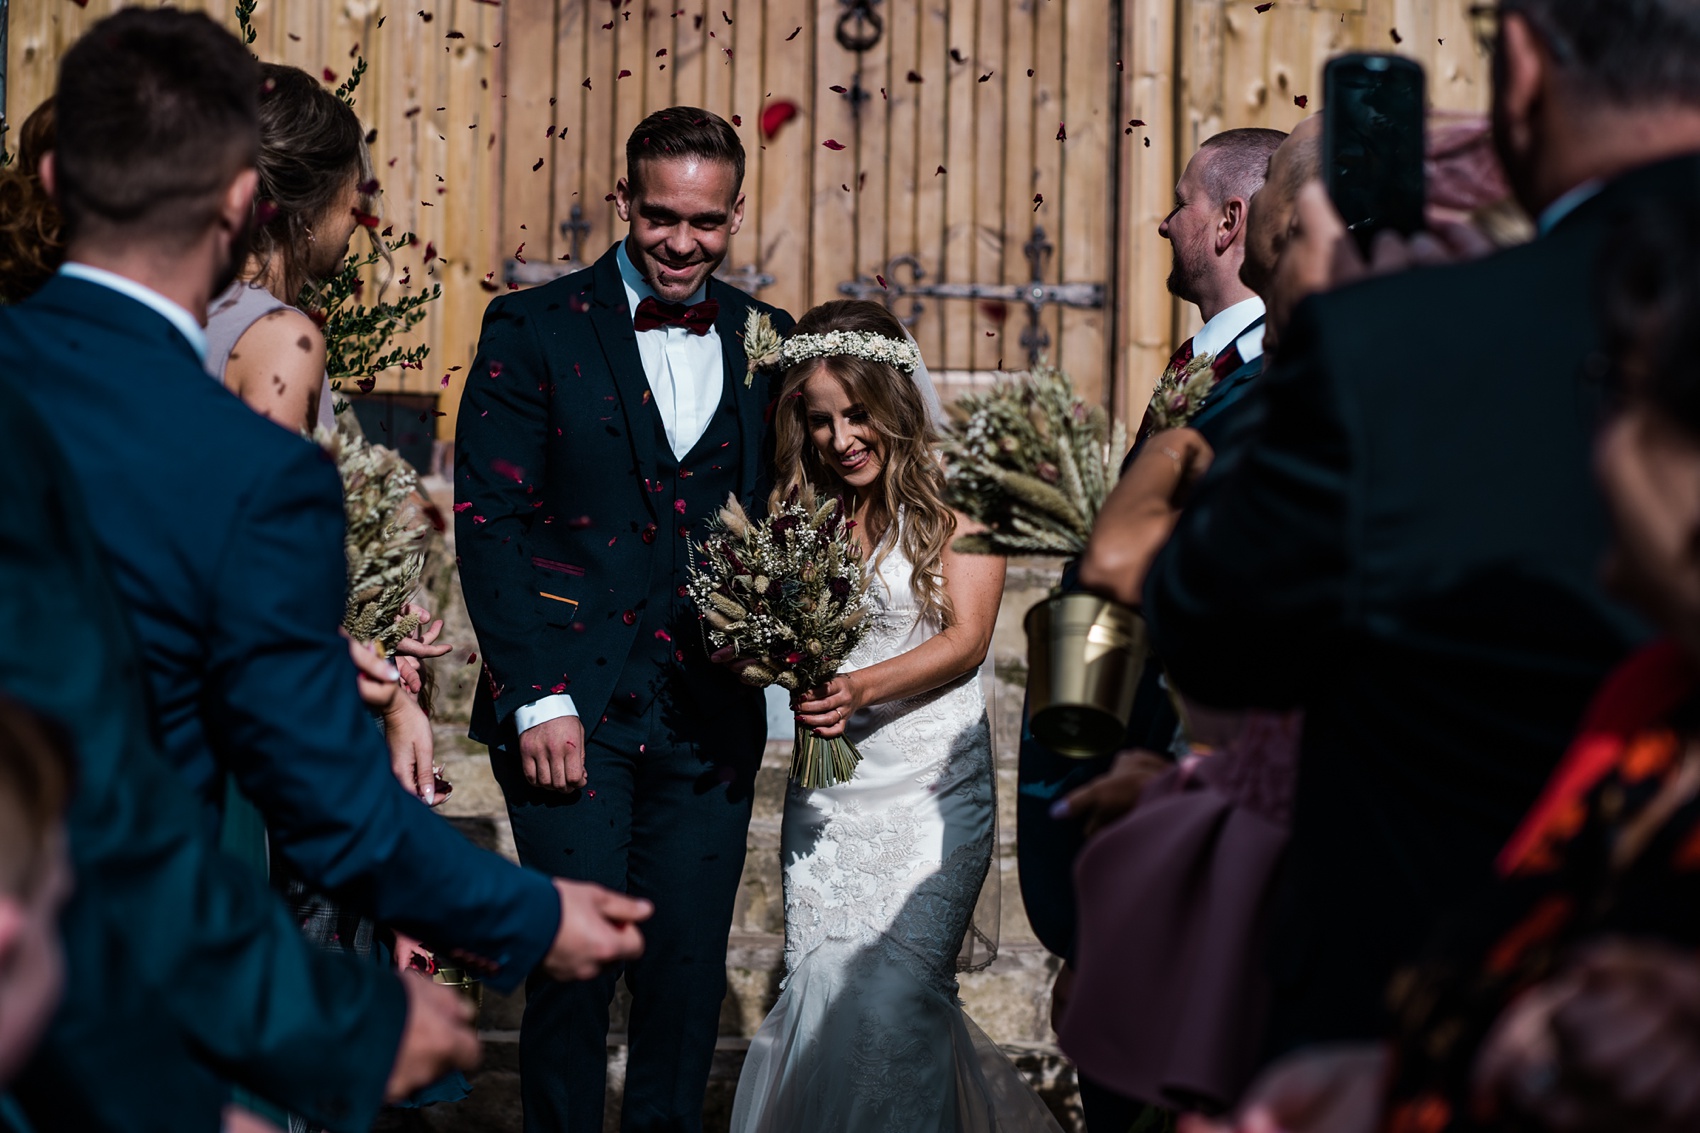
[1142, 299, 1355, 709]
[204, 438, 560, 989]
[0, 388, 404, 1132]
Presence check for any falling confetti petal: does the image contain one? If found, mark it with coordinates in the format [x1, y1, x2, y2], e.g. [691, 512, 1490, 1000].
[1390, 27, 1403, 43]
[1057, 123, 1067, 141]
[935, 165, 947, 175]
[907, 70, 924, 82]
[786, 26, 802, 40]
[1033, 193, 1044, 211]
[533, 157, 545, 170]
[1294, 94, 1308, 108]
[618, 69, 632, 79]
[979, 71, 993, 82]
[732, 114, 743, 126]
[876, 274, 888, 289]
[323, 67, 338, 81]
[950, 48, 967, 63]
[830, 85, 848, 94]
[1255, 2, 1273, 10]
[822, 139, 847, 151]
[760, 100, 799, 139]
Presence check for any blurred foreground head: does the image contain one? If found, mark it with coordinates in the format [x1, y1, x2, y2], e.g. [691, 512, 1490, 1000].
[1490, 0, 1700, 215]
[1597, 197, 1700, 658]
[46, 8, 259, 284]
[0, 698, 76, 1085]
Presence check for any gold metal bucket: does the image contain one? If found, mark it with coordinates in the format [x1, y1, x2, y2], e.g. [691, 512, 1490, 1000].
[1024, 592, 1147, 758]
[432, 966, 484, 1014]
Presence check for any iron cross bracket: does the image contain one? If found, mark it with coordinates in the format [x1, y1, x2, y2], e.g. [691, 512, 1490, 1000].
[837, 226, 1104, 366]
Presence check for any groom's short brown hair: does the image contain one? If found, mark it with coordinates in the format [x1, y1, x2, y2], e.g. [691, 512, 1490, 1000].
[626, 107, 745, 196]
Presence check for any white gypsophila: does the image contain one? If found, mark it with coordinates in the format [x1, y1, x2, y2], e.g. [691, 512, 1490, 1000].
[780, 330, 922, 374]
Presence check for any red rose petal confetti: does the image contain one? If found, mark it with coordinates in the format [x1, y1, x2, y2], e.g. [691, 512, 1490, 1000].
[1254, 2, 1273, 11]
[446, 30, 464, 39]
[822, 139, 847, 151]
[1294, 94, 1308, 108]
[423, 241, 438, 263]
[732, 114, 743, 126]
[723, 10, 732, 23]
[618, 69, 632, 79]
[1057, 122, 1067, 141]
[453, 501, 473, 512]
[907, 70, 924, 82]
[786, 26, 802, 40]
[1390, 27, 1403, 43]
[950, 48, 968, 63]
[533, 157, 545, 171]
[876, 273, 888, 289]
[323, 67, 338, 81]
[656, 48, 667, 57]
[979, 71, 993, 82]
[1033, 193, 1044, 211]
[935, 165, 946, 175]
[830, 85, 848, 94]
[417, 9, 432, 20]
[761, 101, 799, 139]
[582, 77, 592, 89]
[491, 458, 526, 483]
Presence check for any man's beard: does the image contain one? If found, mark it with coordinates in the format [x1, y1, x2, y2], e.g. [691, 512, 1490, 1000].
[211, 214, 256, 299]
[1166, 244, 1204, 305]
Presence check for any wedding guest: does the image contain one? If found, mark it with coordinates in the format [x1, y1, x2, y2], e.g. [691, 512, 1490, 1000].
[1190, 182, 1700, 1133]
[0, 355, 475, 1130]
[206, 62, 367, 435]
[1140, 0, 1700, 1061]
[457, 105, 792, 1133]
[8, 16, 650, 1117]
[0, 99, 62, 305]
[1018, 126, 1284, 1133]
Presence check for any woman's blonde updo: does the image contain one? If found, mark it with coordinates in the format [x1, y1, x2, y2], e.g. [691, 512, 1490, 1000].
[769, 299, 956, 626]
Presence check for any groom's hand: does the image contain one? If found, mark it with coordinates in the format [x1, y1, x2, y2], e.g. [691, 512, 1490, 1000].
[542, 879, 653, 981]
[520, 714, 586, 792]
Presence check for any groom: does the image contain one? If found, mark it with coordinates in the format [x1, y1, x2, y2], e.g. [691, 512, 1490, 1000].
[456, 107, 794, 1131]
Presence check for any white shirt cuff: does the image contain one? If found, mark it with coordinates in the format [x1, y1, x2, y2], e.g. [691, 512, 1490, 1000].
[514, 694, 579, 734]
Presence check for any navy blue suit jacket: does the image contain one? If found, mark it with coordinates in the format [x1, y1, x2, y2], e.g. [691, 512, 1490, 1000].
[456, 243, 793, 741]
[3, 274, 559, 988]
[0, 369, 400, 1132]
[1144, 163, 1679, 1047]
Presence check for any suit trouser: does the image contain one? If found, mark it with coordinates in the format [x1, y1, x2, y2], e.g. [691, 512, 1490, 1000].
[492, 697, 758, 1133]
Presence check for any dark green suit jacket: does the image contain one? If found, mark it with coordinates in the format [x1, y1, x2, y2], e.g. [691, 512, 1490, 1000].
[0, 370, 405, 1131]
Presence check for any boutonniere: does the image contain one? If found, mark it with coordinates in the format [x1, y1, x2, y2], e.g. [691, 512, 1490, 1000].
[1144, 350, 1219, 432]
[741, 309, 784, 388]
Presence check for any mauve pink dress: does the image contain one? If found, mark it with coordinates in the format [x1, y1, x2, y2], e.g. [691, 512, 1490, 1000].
[1059, 709, 1300, 1114]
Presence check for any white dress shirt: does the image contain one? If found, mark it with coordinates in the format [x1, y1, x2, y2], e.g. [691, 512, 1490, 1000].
[1190, 295, 1266, 367]
[59, 262, 209, 363]
[515, 243, 727, 737]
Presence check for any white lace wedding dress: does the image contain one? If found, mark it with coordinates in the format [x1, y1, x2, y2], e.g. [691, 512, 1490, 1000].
[729, 541, 1063, 1133]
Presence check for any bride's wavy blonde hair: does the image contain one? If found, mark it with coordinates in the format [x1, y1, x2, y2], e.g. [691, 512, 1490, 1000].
[769, 300, 956, 626]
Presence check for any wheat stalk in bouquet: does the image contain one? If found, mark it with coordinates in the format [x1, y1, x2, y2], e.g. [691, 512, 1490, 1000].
[314, 422, 427, 652]
[941, 363, 1128, 557]
[687, 486, 874, 788]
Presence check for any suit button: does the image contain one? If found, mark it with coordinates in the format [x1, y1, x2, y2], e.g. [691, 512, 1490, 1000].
[623, 610, 636, 625]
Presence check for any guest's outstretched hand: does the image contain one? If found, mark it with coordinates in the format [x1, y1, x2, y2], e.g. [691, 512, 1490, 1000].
[384, 970, 481, 1103]
[1078, 428, 1214, 607]
[1179, 1044, 1385, 1133]
[1475, 937, 1700, 1132]
[1051, 749, 1172, 838]
[542, 879, 652, 982]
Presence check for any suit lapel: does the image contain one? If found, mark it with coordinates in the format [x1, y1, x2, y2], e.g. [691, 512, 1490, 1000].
[587, 246, 661, 518]
[710, 281, 763, 498]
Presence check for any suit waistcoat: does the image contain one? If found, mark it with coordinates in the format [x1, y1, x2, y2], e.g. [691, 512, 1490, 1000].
[603, 372, 743, 726]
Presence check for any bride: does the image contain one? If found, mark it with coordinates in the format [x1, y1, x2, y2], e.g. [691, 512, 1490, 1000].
[729, 300, 1062, 1132]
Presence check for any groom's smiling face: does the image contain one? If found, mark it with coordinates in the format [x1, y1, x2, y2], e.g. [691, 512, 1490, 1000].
[616, 156, 746, 304]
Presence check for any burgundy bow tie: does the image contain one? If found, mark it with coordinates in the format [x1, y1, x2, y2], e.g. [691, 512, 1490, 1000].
[634, 295, 720, 335]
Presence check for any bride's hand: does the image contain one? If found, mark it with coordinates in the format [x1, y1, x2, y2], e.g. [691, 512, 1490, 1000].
[794, 675, 864, 738]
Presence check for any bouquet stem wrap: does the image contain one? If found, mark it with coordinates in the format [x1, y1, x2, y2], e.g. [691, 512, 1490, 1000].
[687, 488, 874, 789]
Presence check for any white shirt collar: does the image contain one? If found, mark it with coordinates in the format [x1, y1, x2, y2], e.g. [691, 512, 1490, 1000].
[58, 262, 208, 363]
[1537, 180, 1604, 237]
[615, 239, 709, 320]
[1191, 295, 1266, 362]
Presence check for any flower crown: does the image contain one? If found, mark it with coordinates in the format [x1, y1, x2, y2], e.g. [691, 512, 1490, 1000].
[742, 310, 921, 386]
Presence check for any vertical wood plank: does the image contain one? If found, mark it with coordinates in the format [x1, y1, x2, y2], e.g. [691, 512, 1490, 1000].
[809, 2, 859, 318]
[968, 0, 1005, 373]
[850, 0, 892, 315]
[999, 0, 1037, 377]
[727, 0, 766, 282]
[500, 0, 560, 259]
[756, 0, 814, 319]
[939, 0, 980, 373]
[883, 0, 922, 339]
[910, 0, 949, 369]
[1117, 0, 1179, 428]
[644, 0, 676, 116]
[1057, 0, 1111, 405]
[546, 0, 588, 264]
[1028, 0, 1065, 373]
[675, 3, 710, 110]
[579, 0, 622, 262]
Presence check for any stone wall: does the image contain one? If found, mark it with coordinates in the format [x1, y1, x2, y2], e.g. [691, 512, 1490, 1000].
[398, 481, 1081, 1132]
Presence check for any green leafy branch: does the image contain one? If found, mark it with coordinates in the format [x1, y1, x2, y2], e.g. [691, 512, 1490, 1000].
[301, 233, 441, 413]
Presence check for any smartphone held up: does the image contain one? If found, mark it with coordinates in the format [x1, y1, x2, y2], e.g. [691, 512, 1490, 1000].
[1324, 54, 1427, 256]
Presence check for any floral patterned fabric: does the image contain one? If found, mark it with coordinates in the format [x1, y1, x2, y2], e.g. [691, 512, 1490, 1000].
[1383, 639, 1700, 1132]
